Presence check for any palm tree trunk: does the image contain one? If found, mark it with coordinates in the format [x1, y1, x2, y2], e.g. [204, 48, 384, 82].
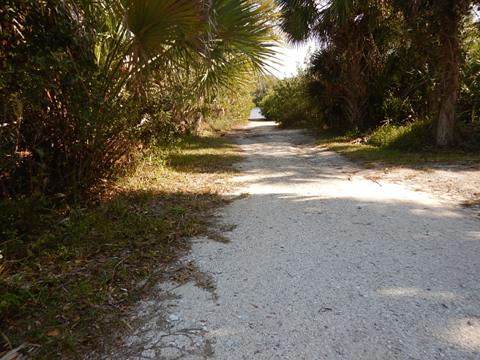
[345, 39, 367, 129]
[435, 6, 462, 146]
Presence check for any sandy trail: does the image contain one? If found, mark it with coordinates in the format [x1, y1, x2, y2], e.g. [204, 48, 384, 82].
[106, 122, 480, 360]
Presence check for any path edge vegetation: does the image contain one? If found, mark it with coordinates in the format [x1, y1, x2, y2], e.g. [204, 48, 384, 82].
[1, 127, 245, 358]
[255, 1, 480, 165]
[1, 0, 277, 357]
[316, 132, 480, 167]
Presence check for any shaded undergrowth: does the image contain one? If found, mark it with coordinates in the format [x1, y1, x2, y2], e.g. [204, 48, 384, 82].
[318, 129, 480, 167]
[0, 135, 241, 359]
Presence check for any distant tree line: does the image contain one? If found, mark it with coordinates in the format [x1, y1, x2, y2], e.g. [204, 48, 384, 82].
[259, 0, 480, 150]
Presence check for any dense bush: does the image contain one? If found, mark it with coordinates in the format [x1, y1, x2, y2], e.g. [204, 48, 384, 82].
[275, 1, 480, 148]
[367, 121, 433, 150]
[458, 22, 480, 138]
[252, 76, 278, 106]
[260, 75, 321, 128]
[203, 83, 256, 132]
[0, 1, 276, 355]
[0, 1, 142, 199]
[0, 0, 276, 201]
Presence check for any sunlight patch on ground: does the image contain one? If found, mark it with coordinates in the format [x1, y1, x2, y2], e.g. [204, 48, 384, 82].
[466, 231, 480, 240]
[236, 167, 453, 211]
[437, 317, 480, 352]
[377, 287, 460, 301]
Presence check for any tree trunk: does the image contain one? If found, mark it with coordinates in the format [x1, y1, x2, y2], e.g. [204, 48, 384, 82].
[435, 7, 462, 146]
[342, 36, 368, 129]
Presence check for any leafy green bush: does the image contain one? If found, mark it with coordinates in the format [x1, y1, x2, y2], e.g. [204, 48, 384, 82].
[458, 123, 480, 151]
[368, 121, 433, 150]
[1, 0, 277, 201]
[0, 0, 141, 199]
[253, 76, 278, 106]
[259, 75, 321, 128]
[203, 83, 255, 132]
[458, 22, 480, 139]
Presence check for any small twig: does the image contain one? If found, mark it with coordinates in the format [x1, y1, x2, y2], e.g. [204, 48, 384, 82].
[121, 319, 133, 331]
[0, 331, 12, 350]
[109, 256, 131, 283]
[1, 344, 25, 360]
[364, 175, 382, 187]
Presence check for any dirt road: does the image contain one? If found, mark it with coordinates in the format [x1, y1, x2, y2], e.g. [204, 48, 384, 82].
[106, 122, 480, 360]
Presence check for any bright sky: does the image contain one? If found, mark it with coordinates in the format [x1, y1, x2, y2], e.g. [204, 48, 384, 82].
[268, 39, 317, 79]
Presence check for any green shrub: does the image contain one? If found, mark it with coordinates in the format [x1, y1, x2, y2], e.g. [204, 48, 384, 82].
[382, 94, 416, 125]
[368, 121, 433, 150]
[0, 195, 61, 259]
[0, 0, 141, 199]
[203, 82, 255, 132]
[259, 75, 321, 128]
[458, 123, 480, 151]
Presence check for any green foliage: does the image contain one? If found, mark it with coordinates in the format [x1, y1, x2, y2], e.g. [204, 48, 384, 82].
[259, 74, 321, 128]
[459, 19, 480, 128]
[276, 0, 480, 149]
[368, 121, 433, 150]
[0, 1, 277, 355]
[203, 83, 256, 132]
[253, 75, 278, 106]
[0, 135, 240, 357]
[0, 0, 277, 200]
[0, 0, 140, 198]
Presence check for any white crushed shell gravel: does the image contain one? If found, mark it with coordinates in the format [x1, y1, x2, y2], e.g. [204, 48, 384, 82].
[99, 122, 480, 360]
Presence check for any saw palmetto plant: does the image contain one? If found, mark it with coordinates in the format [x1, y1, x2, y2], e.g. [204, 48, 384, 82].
[0, 0, 278, 198]
[91, 0, 278, 103]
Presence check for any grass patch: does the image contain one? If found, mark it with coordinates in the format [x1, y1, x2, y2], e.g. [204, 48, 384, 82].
[367, 121, 432, 150]
[166, 135, 243, 174]
[319, 134, 480, 166]
[0, 135, 241, 359]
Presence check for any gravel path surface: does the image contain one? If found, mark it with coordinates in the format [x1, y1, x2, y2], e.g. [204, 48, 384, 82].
[107, 122, 480, 360]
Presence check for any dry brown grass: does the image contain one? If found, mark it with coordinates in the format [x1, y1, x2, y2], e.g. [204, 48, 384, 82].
[0, 135, 242, 359]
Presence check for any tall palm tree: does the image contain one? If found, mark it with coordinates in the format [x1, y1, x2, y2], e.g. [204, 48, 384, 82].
[276, 0, 386, 129]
